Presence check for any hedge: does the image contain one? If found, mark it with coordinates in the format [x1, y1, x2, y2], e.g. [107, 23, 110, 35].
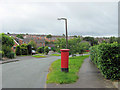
[37, 47, 44, 53]
[27, 44, 32, 55]
[89, 42, 120, 80]
[51, 47, 56, 52]
[44, 46, 49, 55]
[21, 47, 28, 55]
[15, 45, 21, 56]
[0, 51, 4, 60]
[6, 52, 15, 59]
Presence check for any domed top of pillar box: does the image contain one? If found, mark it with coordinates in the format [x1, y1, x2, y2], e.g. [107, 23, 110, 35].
[60, 49, 70, 52]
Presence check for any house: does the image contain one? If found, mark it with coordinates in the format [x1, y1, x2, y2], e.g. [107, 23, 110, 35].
[9, 34, 76, 49]
[11, 39, 20, 52]
[23, 35, 45, 48]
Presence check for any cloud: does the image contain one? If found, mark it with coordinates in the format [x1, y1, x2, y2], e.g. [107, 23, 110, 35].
[0, 2, 118, 36]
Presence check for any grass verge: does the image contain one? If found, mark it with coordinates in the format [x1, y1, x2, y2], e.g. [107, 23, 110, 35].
[46, 55, 89, 84]
[32, 55, 46, 58]
[50, 54, 61, 56]
[83, 52, 89, 54]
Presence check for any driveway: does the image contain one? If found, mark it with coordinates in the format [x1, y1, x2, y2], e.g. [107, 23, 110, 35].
[2, 56, 60, 88]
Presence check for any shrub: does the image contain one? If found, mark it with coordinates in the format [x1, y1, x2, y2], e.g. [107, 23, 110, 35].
[0, 51, 4, 60]
[6, 52, 15, 59]
[2, 45, 12, 57]
[21, 47, 28, 55]
[90, 42, 120, 80]
[27, 44, 32, 55]
[21, 44, 27, 48]
[44, 46, 49, 55]
[15, 45, 21, 56]
[51, 47, 56, 52]
[37, 47, 44, 53]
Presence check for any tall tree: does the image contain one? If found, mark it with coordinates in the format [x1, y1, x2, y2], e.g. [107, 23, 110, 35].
[46, 34, 52, 38]
[28, 40, 37, 50]
[109, 37, 117, 43]
[46, 34, 52, 42]
[83, 36, 98, 46]
[117, 37, 120, 43]
[1, 33, 14, 55]
[16, 34, 24, 39]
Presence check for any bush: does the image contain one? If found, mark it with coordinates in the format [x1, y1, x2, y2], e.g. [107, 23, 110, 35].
[15, 45, 21, 56]
[37, 47, 44, 53]
[51, 47, 56, 52]
[90, 42, 120, 80]
[44, 46, 49, 55]
[27, 44, 32, 55]
[21, 47, 28, 55]
[21, 44, 27, 47]
[0, 51, 4, 60]
[6, 52, 15, 59]
[2, 45, 12, 57]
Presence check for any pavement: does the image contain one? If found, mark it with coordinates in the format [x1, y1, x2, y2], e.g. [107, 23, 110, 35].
[118, 81, 120, 90]
[47, 57, 116, 88]
[0, 59, 19, 64]
[2, 55, 60, 88]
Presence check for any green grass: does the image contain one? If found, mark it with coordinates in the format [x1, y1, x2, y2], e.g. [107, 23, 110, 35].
[32, 55, 46, 58]
[50, 54, 61, 56]
[46, 55, 89, 84]
[83, 52, 89, 54]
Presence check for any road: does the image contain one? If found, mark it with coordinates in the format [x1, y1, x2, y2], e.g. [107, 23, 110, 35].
[2, 56, 60, 88]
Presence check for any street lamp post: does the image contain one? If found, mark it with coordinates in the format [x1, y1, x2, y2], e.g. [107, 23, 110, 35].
[58, 18, 68, 49]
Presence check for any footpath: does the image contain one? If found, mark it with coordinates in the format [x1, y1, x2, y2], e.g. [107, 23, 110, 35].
[47, 58, 117, 88]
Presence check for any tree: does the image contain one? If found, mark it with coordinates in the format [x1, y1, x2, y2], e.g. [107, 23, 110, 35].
[44, 46, 49, 55]
[46, 34, 52, 38]
[83, 37, 94, 42]
[16, 34, 24, 39]
[51, 47, 56, 52]
[7, 32, 10, 35]
[46, 34, 52, 42]
[1, 33, 14, 56]
[15, 45, 21, 56]
[27, 44, 32, 55]
[37, 47, 44, 53]
[68, 38, 80, 56]
[62, 34, 65, 37]
[117, 37, 120, 43]
[20, 44, 28, 55]
[55, 37, 82, 56]
[109, 37, 117, 43]
[102, 40, 107, 43]
[21, 47, 28, 55]
[28, 40, 37, 50]
[21, 44, 27, 47]
[92, 39, 98, 46]
[78, 42, 90, 55]
[55, 38, 66, 53]
[45, 41, 49, 44]
[73, 35, 77, 38]
[83, 36, 98, 46]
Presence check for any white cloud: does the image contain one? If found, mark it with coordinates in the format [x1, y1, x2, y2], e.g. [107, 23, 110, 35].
[0, 2, 118, 36]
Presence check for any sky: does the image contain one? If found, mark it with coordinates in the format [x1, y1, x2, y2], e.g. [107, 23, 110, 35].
[0, 0, 119, 37]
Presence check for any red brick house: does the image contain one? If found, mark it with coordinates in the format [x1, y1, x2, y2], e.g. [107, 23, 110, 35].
[11, 39, 20, 52]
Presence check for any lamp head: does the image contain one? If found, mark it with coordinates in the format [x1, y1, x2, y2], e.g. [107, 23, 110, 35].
[57, 18, 67, 20]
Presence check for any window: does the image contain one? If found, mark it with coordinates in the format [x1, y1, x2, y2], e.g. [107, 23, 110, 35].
[13, 47, 16, 49]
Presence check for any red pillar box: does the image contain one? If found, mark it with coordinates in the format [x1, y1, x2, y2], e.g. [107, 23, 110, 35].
[60, 49, 70, 72]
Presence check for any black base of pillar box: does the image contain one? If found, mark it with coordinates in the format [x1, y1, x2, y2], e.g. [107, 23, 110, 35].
[61, 68, 69, 72]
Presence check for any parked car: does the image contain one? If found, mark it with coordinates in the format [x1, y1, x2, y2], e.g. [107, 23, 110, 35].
[48, 47, 51, 51]
[32, 50, 36, 55]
